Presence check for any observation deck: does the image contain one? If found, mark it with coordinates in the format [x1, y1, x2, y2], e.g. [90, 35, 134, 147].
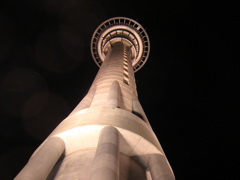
[91, 17, 150, 72]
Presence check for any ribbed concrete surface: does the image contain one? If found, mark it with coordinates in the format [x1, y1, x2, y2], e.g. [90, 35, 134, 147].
[90, 42, 136, 111]
[15, 41, 175, 180]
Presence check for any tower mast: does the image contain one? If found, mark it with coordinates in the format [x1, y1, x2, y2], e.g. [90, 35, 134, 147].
[15, 17, 175, 180]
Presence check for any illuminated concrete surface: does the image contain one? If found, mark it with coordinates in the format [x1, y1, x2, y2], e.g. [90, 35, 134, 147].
[15, 17, 175, 180]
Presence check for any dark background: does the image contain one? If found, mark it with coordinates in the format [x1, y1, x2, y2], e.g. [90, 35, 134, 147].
[0, 0, 238, 179]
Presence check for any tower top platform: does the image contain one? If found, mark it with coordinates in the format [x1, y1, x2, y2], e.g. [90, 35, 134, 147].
[91, 17, 150, 72]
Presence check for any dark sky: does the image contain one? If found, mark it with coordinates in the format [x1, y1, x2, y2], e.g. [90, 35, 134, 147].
[0, 0, 238, 179]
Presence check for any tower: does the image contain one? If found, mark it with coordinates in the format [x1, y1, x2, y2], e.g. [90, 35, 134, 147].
[15, 17, 175, 180]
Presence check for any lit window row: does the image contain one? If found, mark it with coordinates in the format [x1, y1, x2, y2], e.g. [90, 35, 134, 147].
[123, 47, 129, 85]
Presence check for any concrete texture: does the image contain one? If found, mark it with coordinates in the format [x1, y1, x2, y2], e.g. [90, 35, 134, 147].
[15, 137, 65, 180]
[89, 126, 119, 180]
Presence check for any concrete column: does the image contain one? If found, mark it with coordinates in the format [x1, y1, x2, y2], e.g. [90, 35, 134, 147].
[132, 93, 150, 125]
[89, 126, 120, 180]
[15, 137, 65, 180]
[106, 81, 120, 108]
[147, 154, 175, 180]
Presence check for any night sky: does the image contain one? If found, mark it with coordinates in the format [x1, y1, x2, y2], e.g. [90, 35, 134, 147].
[0, 0, 238, 179]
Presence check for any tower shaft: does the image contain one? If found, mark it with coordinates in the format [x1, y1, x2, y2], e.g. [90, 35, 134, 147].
[87, 41, 136, 110]
[15, 17, 175, 180]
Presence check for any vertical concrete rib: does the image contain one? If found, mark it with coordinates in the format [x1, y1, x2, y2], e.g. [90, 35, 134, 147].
[89, 126, 120, 180]
[132, 92, 150, 125]
[106, 80, 120, 108]
[147, 154, 175, 180]
[15, 137, 65, 180]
